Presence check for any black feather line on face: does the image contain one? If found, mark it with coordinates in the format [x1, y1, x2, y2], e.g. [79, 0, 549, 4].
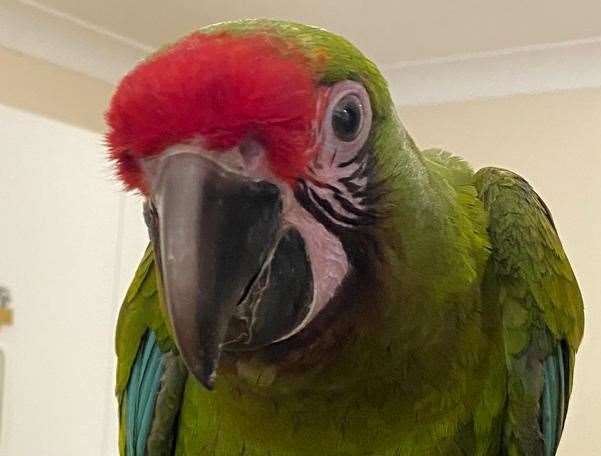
[339, 159, 368, 185]
[294, 181, 349, 234]
[306, 186, 372, 227]
[337, 143, 370, 168]
[306, 177, 344, 195]
[332, 193, 379, 221]
[293, 143, 381, 236]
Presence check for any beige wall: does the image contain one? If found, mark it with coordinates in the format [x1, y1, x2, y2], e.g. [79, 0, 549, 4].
[0, 49, 143, 455]
[0, 104, 120, 456]
[1, 50, 599, 454]
[0, 46, 113, 133]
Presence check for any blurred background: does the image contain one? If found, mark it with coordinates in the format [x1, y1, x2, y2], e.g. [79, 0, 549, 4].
[0, 0, 600, 454]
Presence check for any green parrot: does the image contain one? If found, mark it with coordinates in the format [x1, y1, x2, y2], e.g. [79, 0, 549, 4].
[106, 19, 584, 456]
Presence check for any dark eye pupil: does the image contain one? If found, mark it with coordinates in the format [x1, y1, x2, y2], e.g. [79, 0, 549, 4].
[332, 97, 362, 142]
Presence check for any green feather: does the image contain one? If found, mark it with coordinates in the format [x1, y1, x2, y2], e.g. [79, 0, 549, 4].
[475, 167, 583, 455]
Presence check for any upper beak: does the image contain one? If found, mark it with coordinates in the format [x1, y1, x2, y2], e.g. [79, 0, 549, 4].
[144, 149, 282, 389]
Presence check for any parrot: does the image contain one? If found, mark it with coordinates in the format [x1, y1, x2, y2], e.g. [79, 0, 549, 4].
[106, 19, 584, 456]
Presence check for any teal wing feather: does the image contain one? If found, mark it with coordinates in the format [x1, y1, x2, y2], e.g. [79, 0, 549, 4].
[126, 331, 165, 456]
[116, 246, 187, 455]
[474, 168, 584, 455]
[541, 342, 570, 454]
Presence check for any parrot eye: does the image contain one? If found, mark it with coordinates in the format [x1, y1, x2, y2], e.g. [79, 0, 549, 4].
[318, 80, 372, 167]
[332, 95, 363, 142]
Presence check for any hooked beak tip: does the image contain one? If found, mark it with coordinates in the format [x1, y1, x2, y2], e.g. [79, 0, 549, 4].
[180, 345, 219, 390]
[201, 371, 216, 390]
[199, 356, 218, 390]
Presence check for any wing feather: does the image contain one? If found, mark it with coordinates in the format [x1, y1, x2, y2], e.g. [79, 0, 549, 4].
[126, 331, 165, 456]
[116, 246, 186, 455]
[475, 167, 584, 455]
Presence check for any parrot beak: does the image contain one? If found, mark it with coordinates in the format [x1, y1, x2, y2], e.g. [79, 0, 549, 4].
[143, 148, 282, 389]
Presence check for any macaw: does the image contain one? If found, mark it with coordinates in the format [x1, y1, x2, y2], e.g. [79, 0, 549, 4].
[106, 19, 584, 455]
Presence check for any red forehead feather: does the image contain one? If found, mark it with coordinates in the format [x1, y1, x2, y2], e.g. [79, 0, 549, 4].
[106, 31, 321, 191]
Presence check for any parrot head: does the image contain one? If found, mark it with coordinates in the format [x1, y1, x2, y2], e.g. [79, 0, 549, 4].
[107, 20, 406, 389]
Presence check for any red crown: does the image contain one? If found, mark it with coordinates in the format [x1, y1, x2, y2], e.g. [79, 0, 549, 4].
[107, 31, 321, 191]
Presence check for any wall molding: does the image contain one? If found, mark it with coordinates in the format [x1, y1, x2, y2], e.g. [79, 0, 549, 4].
[0, 0, 149, 85]
[384, 37, 601, 105]
[2, 0, 601, 106]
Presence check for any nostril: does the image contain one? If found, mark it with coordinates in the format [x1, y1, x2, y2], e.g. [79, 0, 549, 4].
[239, 139, 266, 172]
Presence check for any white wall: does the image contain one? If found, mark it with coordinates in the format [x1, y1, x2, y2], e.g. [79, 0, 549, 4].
[0, 104, 146, 456]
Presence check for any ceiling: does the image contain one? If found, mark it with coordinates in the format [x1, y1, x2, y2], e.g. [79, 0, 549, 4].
[31, 0, 601, 65]
[3, 0, 601, 105]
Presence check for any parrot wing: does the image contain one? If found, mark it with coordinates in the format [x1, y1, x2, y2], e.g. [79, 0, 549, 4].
[475, 167, 584, 455]
[116, 246, 187, 455]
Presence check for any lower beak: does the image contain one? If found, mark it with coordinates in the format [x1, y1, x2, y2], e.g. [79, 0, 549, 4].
[146, 151, 281, 389]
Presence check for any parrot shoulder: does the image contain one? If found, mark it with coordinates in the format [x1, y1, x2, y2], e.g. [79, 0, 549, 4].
[474, 167, 584, 455]
[422, 148, 474, 186]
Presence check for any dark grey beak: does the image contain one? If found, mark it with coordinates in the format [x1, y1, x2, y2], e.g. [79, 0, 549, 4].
[144, 151, 281, 389]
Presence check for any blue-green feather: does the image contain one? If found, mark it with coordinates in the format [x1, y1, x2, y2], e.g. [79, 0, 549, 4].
[125, 331, 165, 456]
[541, 342, 569, 456]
